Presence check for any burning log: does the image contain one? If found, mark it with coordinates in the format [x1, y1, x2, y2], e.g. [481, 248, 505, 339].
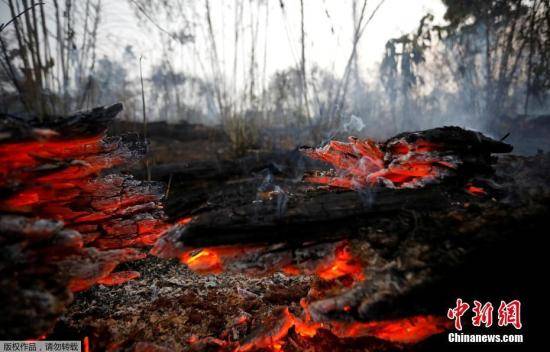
[301, 126, 512, 189]
[146, 128, 545, 350]
[0, 104, 170, 339]
[155, 127, 511, 249]
[0, 103, 168, 248]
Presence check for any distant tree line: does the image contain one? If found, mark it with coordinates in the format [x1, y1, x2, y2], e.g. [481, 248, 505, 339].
[1, 0, 549, 150]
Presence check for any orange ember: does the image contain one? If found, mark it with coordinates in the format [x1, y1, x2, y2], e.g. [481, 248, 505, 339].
[179, 245, 262, 274]
[281, 264, 301, 276]
[26, 334, 47, 342]
[177, 216, 193, 226]
[181, 248, 223, 274]
[96, 270, 141, 286]
[465, 184, 487, 196]
[0, 132, 169, 252]
[83, 336, 90, 352]
[0, 135, 104, 177]
[314, 244, 365, 282]
[236, 302, 450, 351]
[302, 136, 459, 189]
[177, 241, 365, 284]
[182, 227, 450, 351]
[330, 314, 452, 343]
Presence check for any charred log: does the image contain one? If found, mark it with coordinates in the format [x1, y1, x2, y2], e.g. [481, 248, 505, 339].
[163, 186, 449, 248]
[137, 149, 316, 184]
[384, 126, 513, 154]
[159, 127, 512, 248]
[0, 103, 123, 142]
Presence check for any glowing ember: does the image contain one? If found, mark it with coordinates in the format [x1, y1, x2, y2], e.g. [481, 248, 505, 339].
[25, 334, 47, 342]
[465, 183, 487, 196]
[179, 245, 261, 274]
[1, 122, 171, 304]
[67, 249, 147, 292]
[173, 232, 447, 351]
[332, 315, 452, 343]
[235, 302, 450, 351]
[83, 336, 90, 352]
[181, 248, 223, 273]
[0, 131, 168, 251]
[281, 264, 301, 276]
[302, 136, 459, 189]
[314, 243, 365, 282]
[96, 270, 141, 286]
[0, 135, 105, 179]
[177, 216, 193, 225]
[176, 240, 365, 285]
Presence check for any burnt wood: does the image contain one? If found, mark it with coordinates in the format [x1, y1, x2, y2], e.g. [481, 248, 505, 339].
[385, 126, 513, 154]
[0, 103, 123, 142]
[167, 126, 514, 247]
[176, 185, 450, 247]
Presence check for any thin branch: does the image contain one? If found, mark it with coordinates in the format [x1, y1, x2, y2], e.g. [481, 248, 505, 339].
[330, 0, 386, 120]
[128, 0, 183, 43]
[139, 55, 151, 182]
[139, 55, 148, 140]
[0, 1, 44, 32]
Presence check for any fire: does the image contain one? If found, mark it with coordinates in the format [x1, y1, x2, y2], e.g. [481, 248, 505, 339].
[281, 264, 301, 276]
[330, 315, 452, 343]
[301, 136, 459, 189]
[0, 125, 173, 304]
[177, 238, 448, 351]
[177, 216, 193, 225]
[26, 334, 47, 342]
[67, 249, 147, 292]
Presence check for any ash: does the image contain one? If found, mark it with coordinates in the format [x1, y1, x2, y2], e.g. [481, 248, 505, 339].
[59, 257, 313, 351]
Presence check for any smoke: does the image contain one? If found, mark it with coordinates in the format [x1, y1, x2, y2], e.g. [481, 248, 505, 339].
[342, 114, 366, 134]
[255, 168, 288, 219]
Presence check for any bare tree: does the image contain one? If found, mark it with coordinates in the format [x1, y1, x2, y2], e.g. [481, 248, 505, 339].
[1, 0, 103, 117]
[299, 0, 310, 120]
[328, 0, 385, 125]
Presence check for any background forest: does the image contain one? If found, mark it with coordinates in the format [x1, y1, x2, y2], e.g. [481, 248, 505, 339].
[1, 0, 549, 155]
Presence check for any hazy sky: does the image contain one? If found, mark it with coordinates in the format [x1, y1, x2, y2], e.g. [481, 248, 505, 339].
[1, 0, 447, 85]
